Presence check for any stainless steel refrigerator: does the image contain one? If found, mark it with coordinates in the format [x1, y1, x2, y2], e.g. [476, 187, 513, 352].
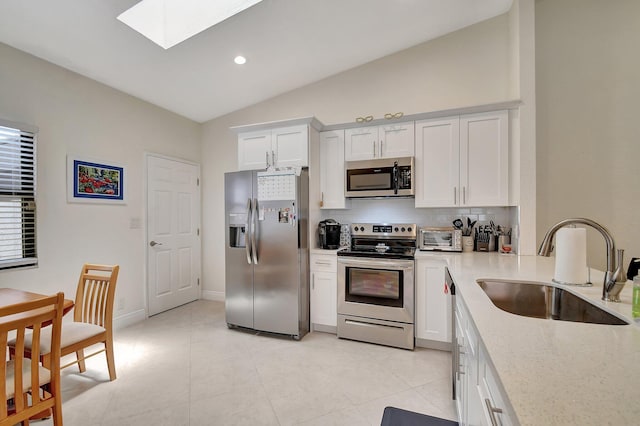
[224, 169, 309, 339]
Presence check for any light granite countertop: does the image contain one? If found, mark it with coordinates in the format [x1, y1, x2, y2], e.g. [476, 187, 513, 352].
[416, 251, 640, 425]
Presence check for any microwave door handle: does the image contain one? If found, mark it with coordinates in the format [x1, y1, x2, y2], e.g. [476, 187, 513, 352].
[393, 161, 399, 194]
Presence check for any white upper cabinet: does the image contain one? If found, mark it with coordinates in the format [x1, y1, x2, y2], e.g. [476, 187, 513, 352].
[319, 130, 347, 209]
[344, 126, 378, 161]
[415, 110, 508, 207]
[379, 123, 415, 158]
[460, 111, 509, 206]
[271, 125, 309, 168]
[415, 117, 460, 207]
[237, 124, 309, 170]
[237, 130, 273, 171]
[344, 122, 414, 161]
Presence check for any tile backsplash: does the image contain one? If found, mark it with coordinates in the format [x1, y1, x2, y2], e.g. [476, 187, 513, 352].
[320, 198, 514, 229]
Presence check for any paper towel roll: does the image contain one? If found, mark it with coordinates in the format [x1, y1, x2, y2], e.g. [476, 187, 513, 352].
[554, 227, 590, 285]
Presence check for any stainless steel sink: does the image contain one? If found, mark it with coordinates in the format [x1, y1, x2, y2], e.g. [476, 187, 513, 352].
[477, 279, 628, 325]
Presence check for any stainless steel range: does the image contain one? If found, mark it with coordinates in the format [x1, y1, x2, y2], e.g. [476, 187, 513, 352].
[337, 223, 416, 350]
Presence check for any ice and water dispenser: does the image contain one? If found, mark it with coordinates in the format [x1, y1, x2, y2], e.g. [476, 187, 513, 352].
[228, 213, 246, 248]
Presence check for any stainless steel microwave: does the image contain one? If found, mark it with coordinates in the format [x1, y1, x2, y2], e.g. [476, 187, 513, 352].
[345, 157, 414, 198]
[418, 227, 462, 252]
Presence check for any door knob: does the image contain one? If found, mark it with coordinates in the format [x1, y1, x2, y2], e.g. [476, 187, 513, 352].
[149, 241, 162, 247]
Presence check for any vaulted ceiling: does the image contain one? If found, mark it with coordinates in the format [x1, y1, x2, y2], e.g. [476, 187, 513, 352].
[0, 0, 513, 123]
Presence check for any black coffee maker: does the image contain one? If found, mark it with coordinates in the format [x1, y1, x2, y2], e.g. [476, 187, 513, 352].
[318, 219, 341, 249]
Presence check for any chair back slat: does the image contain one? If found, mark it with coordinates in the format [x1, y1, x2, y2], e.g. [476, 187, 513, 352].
[1, 293, 64, 424]
[74, 264, 119, 329]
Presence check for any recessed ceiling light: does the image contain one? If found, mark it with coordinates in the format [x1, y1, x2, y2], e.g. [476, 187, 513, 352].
[118, 0, 264, 50]
[234, 56, 247, 65]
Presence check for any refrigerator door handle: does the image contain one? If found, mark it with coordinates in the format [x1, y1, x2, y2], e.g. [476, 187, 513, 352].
[251, 198, 259, 265]
[245, 198, 253, 264]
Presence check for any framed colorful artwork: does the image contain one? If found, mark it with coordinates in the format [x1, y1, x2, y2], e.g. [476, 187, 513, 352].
[67, 156, 125, 204]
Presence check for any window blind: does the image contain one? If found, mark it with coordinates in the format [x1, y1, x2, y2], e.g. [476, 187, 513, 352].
[0, 123, 37, 269]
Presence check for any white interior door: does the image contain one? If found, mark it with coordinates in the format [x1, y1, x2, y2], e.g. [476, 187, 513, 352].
[147, 154, 201, 316]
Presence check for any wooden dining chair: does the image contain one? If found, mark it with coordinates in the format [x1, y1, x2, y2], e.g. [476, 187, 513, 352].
[1, 292, 65, 426]
[11, 264, 120, 381]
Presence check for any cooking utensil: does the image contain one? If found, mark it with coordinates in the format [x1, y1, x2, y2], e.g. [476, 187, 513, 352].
[462, 218, 476, 236]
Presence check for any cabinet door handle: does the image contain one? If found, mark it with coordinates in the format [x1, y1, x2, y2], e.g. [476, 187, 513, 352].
[373, 140, 376, 157]
[453, 187, 457, 204]
[312, 274, 315, 290]
[379, 140, 383, 157]
[463, 186, 467, 204]
[272, 150, 276, 167]
[485, 398, 503, 426]
[320, 191, 324, 207]
[265, 151, 270, 168]
[315, 261, 331, 266]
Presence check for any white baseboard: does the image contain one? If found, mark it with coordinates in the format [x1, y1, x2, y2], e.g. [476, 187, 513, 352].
[415, 338, 452, 352]
[202, 290, 225, 302]
[312, 324, 337, 334]
[114, 308, 146, 330]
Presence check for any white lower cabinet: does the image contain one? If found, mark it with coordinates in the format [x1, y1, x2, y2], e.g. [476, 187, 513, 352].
[454, 306, 467, 424]
[478, 346, 513, 426]
[310, 253, 337, 333]
[455, 293, 513, 426]
[415, 258, 451, 348]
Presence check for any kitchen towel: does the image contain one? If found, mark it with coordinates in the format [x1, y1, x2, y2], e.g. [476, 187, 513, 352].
[554, 227, 589, 285]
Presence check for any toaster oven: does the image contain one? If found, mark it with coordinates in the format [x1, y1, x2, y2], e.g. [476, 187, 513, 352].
[418, 227, 462, 252]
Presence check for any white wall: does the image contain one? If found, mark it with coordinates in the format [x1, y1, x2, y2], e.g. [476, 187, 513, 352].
[0, 43, 202, 325]
[201, 14, 519, 297]
[536, 0, 640, 270]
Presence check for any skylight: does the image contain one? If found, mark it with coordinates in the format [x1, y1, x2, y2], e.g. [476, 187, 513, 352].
[117, 0, 264, 49]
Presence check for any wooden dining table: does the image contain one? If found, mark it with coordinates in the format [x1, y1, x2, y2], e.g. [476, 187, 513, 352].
[0, 288, 75, 323]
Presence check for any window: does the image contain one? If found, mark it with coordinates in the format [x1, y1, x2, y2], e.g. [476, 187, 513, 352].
[0, 120, 37, 270]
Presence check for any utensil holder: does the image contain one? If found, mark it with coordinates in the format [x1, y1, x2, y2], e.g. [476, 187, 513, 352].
[462, 236, 474, 252]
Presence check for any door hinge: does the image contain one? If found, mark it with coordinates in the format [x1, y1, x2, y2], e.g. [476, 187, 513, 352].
[197, 178, 200, 186]
[197, 278, 200, 286]
[197, 228, 200, 236]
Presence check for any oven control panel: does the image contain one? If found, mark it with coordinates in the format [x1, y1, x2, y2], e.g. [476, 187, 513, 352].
[351, 223, 416, 238]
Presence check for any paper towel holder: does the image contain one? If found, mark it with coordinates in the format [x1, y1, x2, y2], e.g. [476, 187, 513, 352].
[551, 270, 592, 287]
[551, 225, 592, 287]
[538, 218, 625, 302]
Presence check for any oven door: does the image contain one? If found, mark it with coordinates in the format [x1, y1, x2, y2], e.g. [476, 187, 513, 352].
[337, 256, 414, 324]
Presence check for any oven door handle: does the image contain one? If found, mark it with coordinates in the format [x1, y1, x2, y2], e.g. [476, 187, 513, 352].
[338, 256, 414, 269]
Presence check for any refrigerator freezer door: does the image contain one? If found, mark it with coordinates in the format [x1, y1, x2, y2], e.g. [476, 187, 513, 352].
[253, 198, 301, 335]
[225, 171, 255, 329]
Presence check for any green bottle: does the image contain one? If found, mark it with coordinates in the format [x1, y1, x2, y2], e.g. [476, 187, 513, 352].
[633, 275, 640, 320]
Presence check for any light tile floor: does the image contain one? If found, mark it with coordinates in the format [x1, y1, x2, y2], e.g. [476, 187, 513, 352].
[41, 300, 457, 426]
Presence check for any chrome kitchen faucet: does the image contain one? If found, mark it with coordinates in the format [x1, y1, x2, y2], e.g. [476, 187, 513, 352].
[538, 218, 627, 302]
